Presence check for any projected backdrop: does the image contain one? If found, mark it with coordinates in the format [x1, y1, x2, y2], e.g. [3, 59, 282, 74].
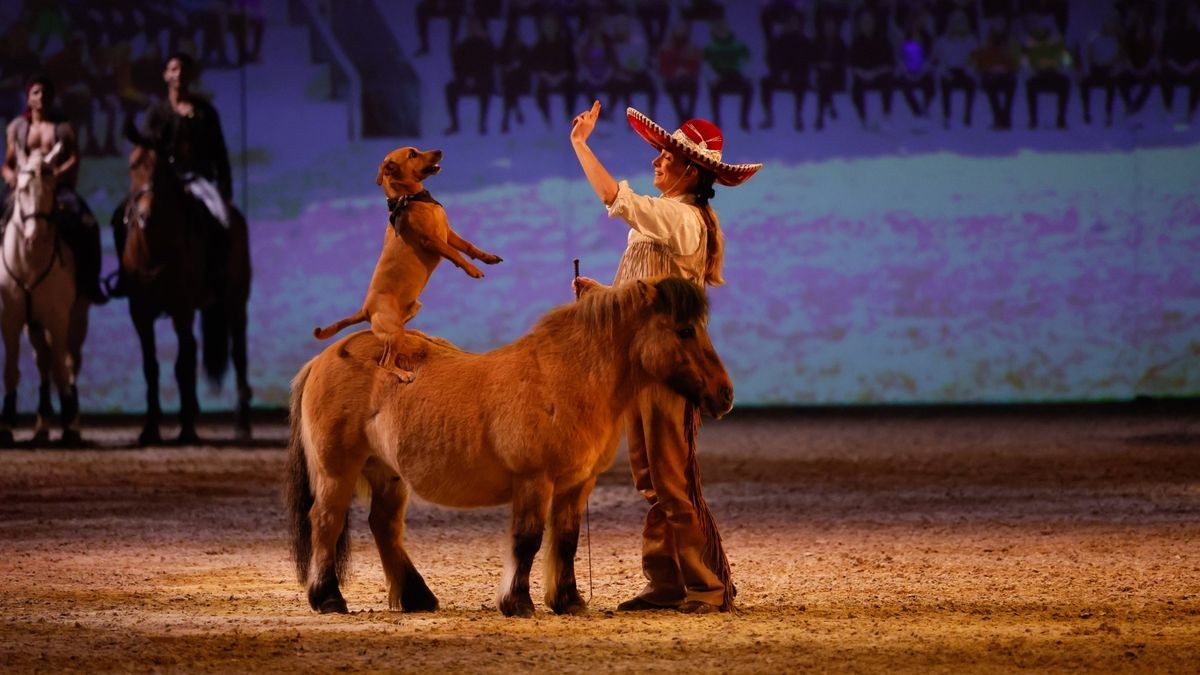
[1, 0, 1197, 411]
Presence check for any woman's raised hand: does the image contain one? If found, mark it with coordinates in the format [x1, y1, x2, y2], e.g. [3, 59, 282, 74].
[570, 100, 602, 145]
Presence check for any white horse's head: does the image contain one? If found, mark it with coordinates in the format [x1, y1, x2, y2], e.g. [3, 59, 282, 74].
[11, 143, 60, 240]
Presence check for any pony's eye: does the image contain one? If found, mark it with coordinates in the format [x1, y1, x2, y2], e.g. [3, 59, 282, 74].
[677, 326, 695, 340]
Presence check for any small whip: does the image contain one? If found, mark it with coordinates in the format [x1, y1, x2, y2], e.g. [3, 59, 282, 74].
[573, 257, 594, 603]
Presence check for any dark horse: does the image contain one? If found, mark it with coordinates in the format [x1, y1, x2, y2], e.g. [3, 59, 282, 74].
[115, 126, 252, 444]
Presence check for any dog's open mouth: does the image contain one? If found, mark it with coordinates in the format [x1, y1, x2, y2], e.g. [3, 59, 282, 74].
[423, 163, 442, 177]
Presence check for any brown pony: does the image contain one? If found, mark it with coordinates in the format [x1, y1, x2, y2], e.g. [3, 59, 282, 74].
[117, 127, 253, 444]
[287, 276, 734, 617]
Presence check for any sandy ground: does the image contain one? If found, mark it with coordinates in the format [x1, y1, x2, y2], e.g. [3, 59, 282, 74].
[1, 405, 1197, 673]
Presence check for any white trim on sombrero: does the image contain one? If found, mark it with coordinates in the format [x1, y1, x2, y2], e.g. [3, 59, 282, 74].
[671, 129, 722, 163]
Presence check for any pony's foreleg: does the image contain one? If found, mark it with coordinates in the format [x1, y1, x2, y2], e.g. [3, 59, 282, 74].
[171, 311, 199, 444]
[543, 478, 596, 615]
[364, 463, 438, 612]
[0, 309, 22, 446]
[498, 476, 553, 618]
[132, 309, 162, 446]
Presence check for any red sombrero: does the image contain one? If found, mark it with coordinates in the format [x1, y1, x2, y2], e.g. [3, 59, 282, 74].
[626, 107, 762, 187]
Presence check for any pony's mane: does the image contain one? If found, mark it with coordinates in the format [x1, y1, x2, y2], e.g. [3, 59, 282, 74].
[541, 276, 709, 337]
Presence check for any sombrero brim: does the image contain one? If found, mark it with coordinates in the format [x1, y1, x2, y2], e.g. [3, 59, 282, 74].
[626, 108, 762, 187]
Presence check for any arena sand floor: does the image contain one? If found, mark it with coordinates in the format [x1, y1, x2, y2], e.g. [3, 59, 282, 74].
[0, 403, 1197, 673]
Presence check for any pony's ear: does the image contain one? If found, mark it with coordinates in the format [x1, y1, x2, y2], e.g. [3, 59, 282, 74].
[45, 141, 64, 165]
[635, 279, 659, 307]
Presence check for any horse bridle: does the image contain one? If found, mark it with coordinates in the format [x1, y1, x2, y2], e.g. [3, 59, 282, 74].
[124, 185, 153, 230]
[1, 168, 64, 319]
[13, 166, 56, 225]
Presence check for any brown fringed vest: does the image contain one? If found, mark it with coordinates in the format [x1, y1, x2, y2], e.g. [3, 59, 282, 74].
[612, 210, 708, 285]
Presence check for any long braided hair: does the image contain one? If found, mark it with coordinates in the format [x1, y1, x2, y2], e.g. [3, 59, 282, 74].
[691, 166, 725, 287]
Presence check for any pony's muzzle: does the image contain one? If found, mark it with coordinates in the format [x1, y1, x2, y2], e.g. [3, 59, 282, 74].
[704, 385, 734, 419]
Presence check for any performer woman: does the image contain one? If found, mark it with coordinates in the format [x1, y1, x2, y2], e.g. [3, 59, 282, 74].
[569, 100, 760, 614]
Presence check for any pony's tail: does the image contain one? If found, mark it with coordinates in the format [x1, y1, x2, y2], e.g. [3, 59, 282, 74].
[287, 359, 352, 585]
[201, 301, 230, 388]
[287, 360, 316, 583]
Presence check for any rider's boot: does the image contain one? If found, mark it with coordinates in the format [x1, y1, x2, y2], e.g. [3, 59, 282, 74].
[74, 218, 108, 305]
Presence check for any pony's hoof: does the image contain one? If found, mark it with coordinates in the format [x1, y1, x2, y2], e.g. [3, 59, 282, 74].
[550, 594, 588, 616]
[234, 424, 252, 442]
[138, 427, 162, 446]
[499, 595, 536, 618]
[31, 429, 51, 446]
[317, 596, 348, 614]
[0, 429, 13, 447]
[401, 584, 439, 613]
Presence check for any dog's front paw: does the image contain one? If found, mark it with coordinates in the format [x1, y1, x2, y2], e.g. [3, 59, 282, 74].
[479, 253, 503, 265]
[462, 263, 484, 279]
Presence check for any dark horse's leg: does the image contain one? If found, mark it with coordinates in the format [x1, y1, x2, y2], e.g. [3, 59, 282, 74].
[231, 300, 252, 440]
[131, 305, 162, 446]
[543, 478, 594, 615]
[172, 310, 200, 444]
[498, 476, 552, 617]
[223, 206, 252, 440]
[364, 461, 438, 612]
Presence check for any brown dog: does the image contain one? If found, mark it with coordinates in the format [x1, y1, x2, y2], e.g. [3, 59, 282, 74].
[312, 147, 501, 381]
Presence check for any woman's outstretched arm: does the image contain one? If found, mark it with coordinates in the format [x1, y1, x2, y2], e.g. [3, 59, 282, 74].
[570, 100, 619, 206]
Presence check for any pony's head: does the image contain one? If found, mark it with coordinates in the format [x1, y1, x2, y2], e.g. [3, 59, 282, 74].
[624, 277, 734, 418]
[11, 144, 60, 240]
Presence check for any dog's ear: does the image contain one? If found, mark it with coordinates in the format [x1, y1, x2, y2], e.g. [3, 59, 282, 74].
[376, 161, 393, 186]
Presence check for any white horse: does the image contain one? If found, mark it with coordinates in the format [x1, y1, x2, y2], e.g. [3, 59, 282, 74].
[0, 144, 89, 445]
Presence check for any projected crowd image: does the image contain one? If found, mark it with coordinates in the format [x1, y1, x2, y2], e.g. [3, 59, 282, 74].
[1, 0, 1197, 411]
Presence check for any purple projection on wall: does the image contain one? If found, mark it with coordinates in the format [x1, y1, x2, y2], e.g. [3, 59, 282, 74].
[1, 0, 1197, 412]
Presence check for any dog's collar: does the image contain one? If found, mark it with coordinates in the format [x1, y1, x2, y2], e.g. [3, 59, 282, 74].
[387, 190, 440, 234]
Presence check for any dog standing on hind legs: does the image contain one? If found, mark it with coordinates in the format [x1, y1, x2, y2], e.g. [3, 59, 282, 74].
[313, 147, 502, 381]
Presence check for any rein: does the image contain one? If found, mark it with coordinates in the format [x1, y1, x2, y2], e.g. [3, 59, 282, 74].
[1, 201, 64, 322]
[124, 185, 152, 230]
[120, 184, 168, 280]
[386, 190, 440, 235]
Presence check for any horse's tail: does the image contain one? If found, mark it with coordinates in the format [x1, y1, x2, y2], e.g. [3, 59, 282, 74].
[287, 357, 351, 584]
[201, 300, 230, 387]
[312, 310, 368, 340]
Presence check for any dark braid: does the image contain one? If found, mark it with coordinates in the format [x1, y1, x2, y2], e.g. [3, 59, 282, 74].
[693, 167, 717, 206]
[688, 166, 725, 287]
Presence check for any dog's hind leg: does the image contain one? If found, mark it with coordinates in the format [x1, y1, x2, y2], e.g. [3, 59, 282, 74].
[447, 229, 503, 266]
[375, 335, 416, 383]
[371, 307, 418, 382]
